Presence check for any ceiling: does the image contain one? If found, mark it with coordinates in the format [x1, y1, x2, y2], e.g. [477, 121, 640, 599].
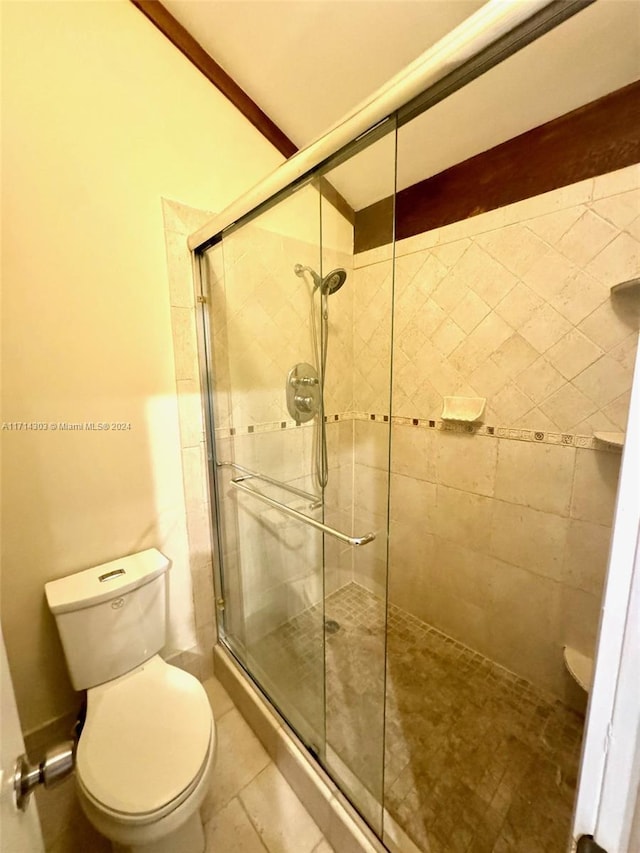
[163, 0, 640, 211]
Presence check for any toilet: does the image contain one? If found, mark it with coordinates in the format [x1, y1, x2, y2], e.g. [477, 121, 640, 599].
[45, 548, 215, 853]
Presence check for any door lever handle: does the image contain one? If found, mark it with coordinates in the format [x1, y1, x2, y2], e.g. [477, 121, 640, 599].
[13, 740, 75, 811]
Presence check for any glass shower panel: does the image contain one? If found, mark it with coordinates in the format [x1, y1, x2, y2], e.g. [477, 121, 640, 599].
[318, 123, 397, 833]
[203, 182, 327, 751]
[385, 49, 637, 850]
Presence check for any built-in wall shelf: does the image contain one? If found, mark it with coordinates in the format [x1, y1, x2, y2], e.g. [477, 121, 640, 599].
[594, 431, 625, 449]
[563, 646, 594, 693]
[441, 396, 486, 423]
[610, 276, 640, 295]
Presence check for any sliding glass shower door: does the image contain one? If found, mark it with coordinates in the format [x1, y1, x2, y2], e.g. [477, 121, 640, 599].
[201, 182, 327, 752]
[200, 122, 397, 832]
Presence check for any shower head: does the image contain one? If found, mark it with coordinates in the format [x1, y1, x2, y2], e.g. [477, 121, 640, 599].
[322, 268, 347, 295]
[294, 264, 347, 295]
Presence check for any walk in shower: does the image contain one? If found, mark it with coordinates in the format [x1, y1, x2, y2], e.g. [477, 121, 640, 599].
[191, 2, 640, 851]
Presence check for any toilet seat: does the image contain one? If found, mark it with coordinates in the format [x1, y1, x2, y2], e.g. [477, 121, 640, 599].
[76, 656, 213, 821]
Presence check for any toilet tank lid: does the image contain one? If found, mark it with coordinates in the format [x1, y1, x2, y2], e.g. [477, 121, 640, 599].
[45, 549, 170, 614]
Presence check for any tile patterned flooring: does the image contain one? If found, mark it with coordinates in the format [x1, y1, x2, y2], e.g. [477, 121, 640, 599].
[201, 676, 333, 852]
[251, 583, 585, 853]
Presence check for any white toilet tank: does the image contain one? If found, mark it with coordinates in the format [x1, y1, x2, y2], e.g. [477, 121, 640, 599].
[45, 549, 170, 691]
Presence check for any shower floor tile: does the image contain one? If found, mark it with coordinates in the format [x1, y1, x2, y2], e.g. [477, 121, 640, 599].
[250, 582, 585, 853]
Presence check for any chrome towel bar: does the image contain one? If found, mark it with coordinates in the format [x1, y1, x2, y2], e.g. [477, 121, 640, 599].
[229, 475, 376, 548]
[217, 460, 319, 504]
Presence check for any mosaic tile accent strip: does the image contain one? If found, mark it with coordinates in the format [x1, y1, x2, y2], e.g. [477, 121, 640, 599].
[248, 582, 584, 853]
[214, 411, 621, 451]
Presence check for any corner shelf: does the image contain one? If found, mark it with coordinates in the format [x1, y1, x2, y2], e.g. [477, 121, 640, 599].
[594, 431, 625, 449]
[563, 646, 594, 693]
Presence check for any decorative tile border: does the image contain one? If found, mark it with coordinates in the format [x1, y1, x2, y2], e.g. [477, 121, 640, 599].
[215, 411, 621, 452]
[388, 414, 619, 452]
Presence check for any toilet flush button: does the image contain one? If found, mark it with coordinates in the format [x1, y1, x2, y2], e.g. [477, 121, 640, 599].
[110, 598, 125, 610]
[98, 568, 126, 583]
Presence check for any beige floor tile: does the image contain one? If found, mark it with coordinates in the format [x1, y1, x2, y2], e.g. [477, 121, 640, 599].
[205, 796, 268, 852]
[239, 763, 324, 853]
[202, 708, 271, 820]
[203, 674, 235, 719]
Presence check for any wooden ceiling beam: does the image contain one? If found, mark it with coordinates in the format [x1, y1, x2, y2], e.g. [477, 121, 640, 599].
[131, 0, 297, 158]
[355, 80, 640, 254]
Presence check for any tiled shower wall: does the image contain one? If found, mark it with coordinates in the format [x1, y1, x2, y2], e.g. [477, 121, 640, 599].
[171, 164, 639, 708]
[355, 418, 621, 703]
[353, 163, 639, 703]
[204, 203, 355, 646]
[356, 170, 639, 432]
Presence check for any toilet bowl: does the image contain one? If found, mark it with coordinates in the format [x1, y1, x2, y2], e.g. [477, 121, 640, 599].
[75, 655, 215, 853]
[44, 549, 215, 853]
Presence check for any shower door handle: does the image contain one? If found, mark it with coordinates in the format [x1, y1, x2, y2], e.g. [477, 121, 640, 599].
[230, 476, 376, 547]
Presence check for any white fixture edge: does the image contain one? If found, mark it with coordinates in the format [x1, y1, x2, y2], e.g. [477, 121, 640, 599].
[572, 333, 640, 850]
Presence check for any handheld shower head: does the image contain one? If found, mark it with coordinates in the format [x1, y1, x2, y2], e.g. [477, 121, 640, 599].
[322, 268, 347, 295]
[292, 262, 348, 490]
[294, 264, 347, 295]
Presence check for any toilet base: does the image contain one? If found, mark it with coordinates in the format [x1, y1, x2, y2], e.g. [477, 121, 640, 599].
[112, 808, 205, 853]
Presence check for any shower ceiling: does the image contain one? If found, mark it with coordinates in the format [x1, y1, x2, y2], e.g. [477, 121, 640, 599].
[163, 0, 640, 209]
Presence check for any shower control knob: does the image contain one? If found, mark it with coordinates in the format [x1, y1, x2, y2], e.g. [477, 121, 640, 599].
[294, 394, 314, 413]
[286, 363, 319, 424]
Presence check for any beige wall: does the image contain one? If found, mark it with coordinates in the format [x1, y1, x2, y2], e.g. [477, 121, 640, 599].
[1, 0, 283, 734]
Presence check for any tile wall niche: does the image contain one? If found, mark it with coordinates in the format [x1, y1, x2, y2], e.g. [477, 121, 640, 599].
[353, 163, 640, 705]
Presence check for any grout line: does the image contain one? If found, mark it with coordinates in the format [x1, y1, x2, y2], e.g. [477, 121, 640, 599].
[236, 762, 326, 853]
[234, 791, 271, 853]
[215, 702, 236, 722]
